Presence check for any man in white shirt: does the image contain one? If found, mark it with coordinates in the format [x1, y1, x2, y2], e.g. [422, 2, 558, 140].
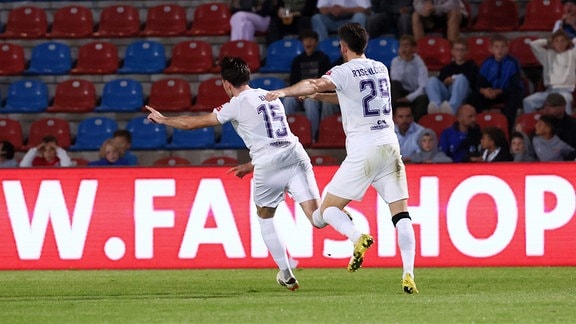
[394, 105, 424, 161]
[266, 23, 419, 294]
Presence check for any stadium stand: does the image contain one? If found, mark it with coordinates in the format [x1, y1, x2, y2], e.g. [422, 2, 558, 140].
[153, 156, 192, 166]
[416, 36, 452, 71]
[217, 40, 261, 73]
[164, 40, 214, 74]
[0, 117, 24, 151]
[141, 4, 187, 36]
[47, 5, 94, 38]
[366, 36, 398, 68]
[94, 4, 141, 37]
[286, 114, 313, 148]
[187, 3, 231, 36]
[312, 115, 345, 149]
[27, 117, 72, 149]
[418, 113, 458, 139]
[519, 0, 563, 31]
[201, 156, 239, 166]
[148, 78, 193, 112]
[47, 79, 97, 113]
[249, 76, 286, 90]
[260, 39, 304, 73]
[126, 116, 168, 150]
[118, 40, 167, 74]
[94, 79, 144, 113]
[69, 117, 118, 151]
[318, 37, 343, 64]
[192, 77, 229, 112]
[26, 42, 73, 75]
[0, 6, 47, 38]
[167, 127, 216, 149]
[215, 122, 246, 149]
[1, 79, 49, 113]
[71, 41, 119, 74]
[466, 36, 491, 66]
[310, 154, 339, 165]
[472, 0, 520, 32]
[477, 111, 509, 139]
[0, 43, 25, 75]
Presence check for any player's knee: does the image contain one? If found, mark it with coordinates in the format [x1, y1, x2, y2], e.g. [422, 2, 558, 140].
[392, 211, 411, 227]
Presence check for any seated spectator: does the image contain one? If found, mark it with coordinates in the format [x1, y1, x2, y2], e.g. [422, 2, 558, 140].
[390, 34, 429, 121]
[468, 126, 512, 162]
[408, 128, 452, 163]
[553, 0, 576, 39]
[523, 30, 576, 115]
[366, 0, 412, 38]
[112, 129, 138, 165]
[438, 104, 481, 162]
[88, 138, 131, 166]
[426, 37, 478, 114]
[0, 141, 18, 168]
[468, 34, 524, 132]
[230, 0, 277, 41]
[532, 115, 575, 161]
[509, 131, 536, 162]
[411, 0, 468, 42]
[540, 92, 576, 148]
[394, 105, 424, 162]
[20, 135, 72, 167]
[311, 0, 371, 41]
[266, 0, 318, 44]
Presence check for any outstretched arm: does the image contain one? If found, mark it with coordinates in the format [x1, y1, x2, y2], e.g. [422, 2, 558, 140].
[265, 77, 336, 101]
[226, 161, 254, 179]
[146, 105, 220, 130]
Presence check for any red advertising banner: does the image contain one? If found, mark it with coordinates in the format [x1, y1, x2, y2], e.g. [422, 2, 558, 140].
[0, 163, 575, 270]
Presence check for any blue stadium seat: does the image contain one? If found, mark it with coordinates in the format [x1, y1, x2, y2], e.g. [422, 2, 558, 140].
[118, 40, 166, 74]
[25, 42, 72, 75]
[249, 76, 286, 90]
[1, 79, 48, 113]
[366, 36, 398, 68]
[318, 37, 342, 64]
[215, 122, 246, 149]
[126, 116, 167, 150]
[259, 39, 303, 73]
[69, 117, 118, 151]
[167, 127, 215, 149]
[94, 79, 144, 112]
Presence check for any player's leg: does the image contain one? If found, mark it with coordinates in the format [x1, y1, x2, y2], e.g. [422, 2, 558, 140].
[285, 160, 322, 227]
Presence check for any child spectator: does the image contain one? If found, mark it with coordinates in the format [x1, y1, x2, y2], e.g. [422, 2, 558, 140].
[0, 141, 18, 168]
[509, 131, 536, 162]
[88, 138, 131, 166]
[438, 104, 481, 162]
[523, 30, 576, 115]
[408, 128, 452, 163]
[112, 129, 138, 165]
[469, 127, 512, 162]
[19, 135, 72, 167]
[411, 0, 468, 42]
[425, 37, 478, 114]
[553, 0, 576, 39]
[532, 115, 575, 161]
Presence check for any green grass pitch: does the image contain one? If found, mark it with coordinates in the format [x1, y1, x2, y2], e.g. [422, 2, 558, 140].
[0, 267, 574, 323]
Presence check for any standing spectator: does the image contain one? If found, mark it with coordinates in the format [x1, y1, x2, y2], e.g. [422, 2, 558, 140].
[468, 127, 513, 162]
[390, 34, 429, 121]
[394, 105, 424, 162]
[425, 37, 478, 114]
[523, 30, 576, 115]
[88, 138, 131, 166]
[366, 0, 412, 38]
[284, 30, 336, 141]
[266, 0, 318, 44]
[407, 128, 452, 163]
[0, 141, 18, 168]
[553, 0, 576, 39]
[438, 104, 481, 162]
[113, 129, 138, 165]
[411, 0, 468, 42]
[540, 92, 576, 149]
[311, 0, 371, 41]
[509, 131, 536, 162]
[20, 135, 72, 167]
[532, 115, 575, 161]
[230, 0, 277, 41]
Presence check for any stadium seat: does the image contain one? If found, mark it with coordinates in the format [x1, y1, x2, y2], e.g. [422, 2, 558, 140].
[515, 112, 541, 135]
[25, 42, 72, 75]
[192, 77, 229, 112]
[167, 127, 215, 149]
[312, 114, 345, 148]
[47, 5, 94, 38]
[141, 4, 187, 36]
[27, 117, 72, 149]
[286, 114, 312, 148]
[0, 6, 47, 38]
[94, 79, 144, 113]
[118, 40, 166, 74]
[249, 76, 286, 90]
[215, 122, 246, 149]
[1, 79, 49, 113]
[509, 36, 540, 68]
[71, 41, 119, 74]
[417, 36, 451, 71]
[148, 78, 193, 112]
[260, 39, 304, 73]
[466, 36, 491, 66]
[201, 156, 239, 166]
[0, 43, 25, 75]
[95, 5, 140, 37]
[520, 0, 563, 31]
[310, 154, 339, 166]
[71, 158, 90, 166]
[472, 0, 519, 31]
[187, 3, 231, 36]
[164, 40, 214, 74]
[366, 36, 399, 67]
[126, 116, 167, 150]
[217, 40, 261, 73]
[69, 117, 118, 151]
[153, 156, 191, 166]
[477, 111, 509, 139]
[417, 113, 457, 139]
[47, 79, 96, 113]
[318, 37, 343, 64]
[0, 117, 24, 150]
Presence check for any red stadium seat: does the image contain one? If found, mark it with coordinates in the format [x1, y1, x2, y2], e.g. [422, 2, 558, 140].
[509, 36, 541, 68]
[418, 113, 457, 139]
[47, 79, 96, 113]
[192, 77, 229, 112]
[0, 118, 24, 151]
[187, 3, 231, 36]
[27, 118, 72, 149]
[310, 155, 339, 166]
[71, 158, 90, 166]
[312, 114, 346, 148]
[0, 6, 47, 38]
[216, 40, 261, 73]
[153, 156, 191, 166]
[71, 41, 119, 74]
[0, 43, 25, 75]
[417, 36, 451, 71]
[466, 36, 490, 66]
[472, 0, 519, 31]
[477, 111, 509, 140]
[520, 0, 563, 31]
[95, 5, 141, 37]
[201, 156, 239, 166]
[164, 40, 214, 74]
[141, 4, 187, 36]
[148, 78, 193, 112]
[286, 114, 313, 148]
[47, 5, 94, 38]
[515, 112, 542, 135]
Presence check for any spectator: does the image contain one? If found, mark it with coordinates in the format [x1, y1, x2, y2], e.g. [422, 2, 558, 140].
[532, 115, 575, 161]
[283, 30, 337, 141]
[553, 0, 576, 39]
[112, 129, 138, 165]
[426, 37, 478, 114]
[468, 34, 524, 132]
[266, 0, 318, 45]
[540, 92, 576, 149]
[230, 0, 277, 41]
[20, 135, 72, 167]
[390, 34, 429, 121]
[366, 0, 412, 38]
[469, 126, 513, 162]
[0, 140, 18, 168]
[509, 131, 536, 162]
[394, 105, 424, 162]
[411, 0, 468, 42]
[88, 138, 131, 166]
[523, 30, 576, 115]
[408, 128, 452, 163]
[311, 0, 371, 41]
[438, 104, 481, 162]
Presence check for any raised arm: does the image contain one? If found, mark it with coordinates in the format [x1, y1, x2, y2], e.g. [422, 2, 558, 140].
[146, 105, 220, 130]
[265, 77, 336, 101]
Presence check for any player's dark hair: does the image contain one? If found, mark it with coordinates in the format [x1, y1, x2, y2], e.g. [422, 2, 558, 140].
[1, 140, 15, 159]
[113, 129, 132, 144]
[338, 23, 368, 55]
[220, 56, 250, 87]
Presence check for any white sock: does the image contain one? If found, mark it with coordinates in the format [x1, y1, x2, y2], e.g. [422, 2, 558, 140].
[396, 218, 415, 278]
[258, 217, 294, 276]
[312, 209, 328, 228]
[323, 206, 362, 243]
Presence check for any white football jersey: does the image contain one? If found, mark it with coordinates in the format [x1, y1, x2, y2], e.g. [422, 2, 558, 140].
[322, 57, 398, 154]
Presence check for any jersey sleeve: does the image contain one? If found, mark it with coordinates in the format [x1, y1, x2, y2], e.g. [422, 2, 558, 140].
[322, 65, 347, 92]
[213, 101, 236, 124]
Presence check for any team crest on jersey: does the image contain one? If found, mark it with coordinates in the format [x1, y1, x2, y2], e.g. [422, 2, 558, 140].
[325, 70, 332, 76]
[215, 105, 224, 111]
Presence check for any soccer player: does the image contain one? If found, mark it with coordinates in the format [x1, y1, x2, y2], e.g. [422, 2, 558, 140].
[265, 22, 419, 294]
